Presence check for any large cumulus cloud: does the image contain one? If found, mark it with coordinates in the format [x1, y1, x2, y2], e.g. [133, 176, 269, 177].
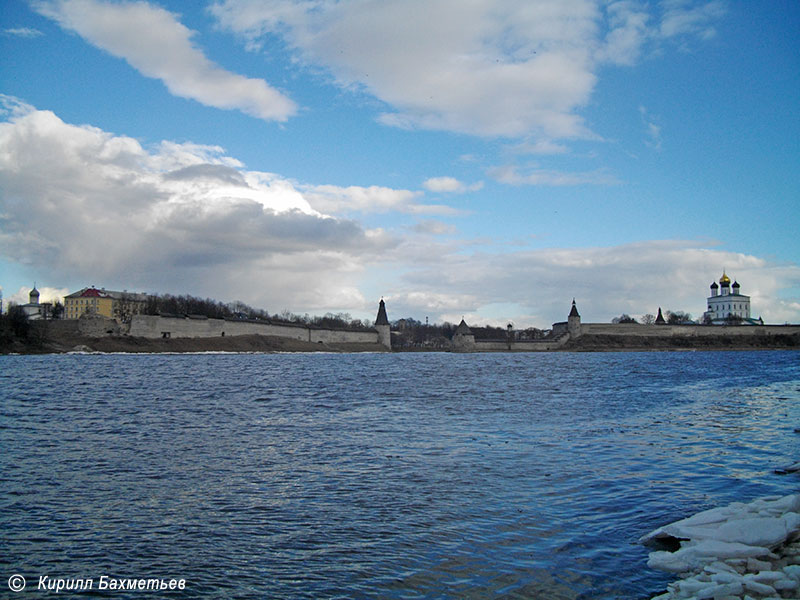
[0, 97, 393, 312]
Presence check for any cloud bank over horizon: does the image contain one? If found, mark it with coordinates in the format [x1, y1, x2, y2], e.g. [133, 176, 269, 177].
[2, 99, 797, 327]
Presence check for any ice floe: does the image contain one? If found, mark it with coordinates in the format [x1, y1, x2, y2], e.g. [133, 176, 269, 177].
[642, 494, 800, 599]
[775, 462, 800, 475]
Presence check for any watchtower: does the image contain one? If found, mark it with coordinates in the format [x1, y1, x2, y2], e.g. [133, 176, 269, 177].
[375, 298, 391, 349]
[567, 299, 582, 338]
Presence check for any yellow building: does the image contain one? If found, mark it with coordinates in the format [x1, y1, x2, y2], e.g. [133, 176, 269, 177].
[64, 287, 147, 322]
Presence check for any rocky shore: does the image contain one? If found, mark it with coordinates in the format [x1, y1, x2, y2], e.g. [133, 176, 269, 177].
[643, 494, 800, 599]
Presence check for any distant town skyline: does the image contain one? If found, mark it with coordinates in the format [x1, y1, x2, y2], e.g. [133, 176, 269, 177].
[1, 0, 798, 328]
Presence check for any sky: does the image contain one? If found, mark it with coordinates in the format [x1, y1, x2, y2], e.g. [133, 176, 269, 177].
[1, 0, 799, 328]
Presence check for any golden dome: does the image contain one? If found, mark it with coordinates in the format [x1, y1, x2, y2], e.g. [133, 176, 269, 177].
[719, 271, 731, 284]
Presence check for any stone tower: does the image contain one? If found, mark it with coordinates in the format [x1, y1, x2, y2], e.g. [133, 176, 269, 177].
[375, 298, 391, 350]
[567, 299, 581, 338]
[452, 319, 476, 351]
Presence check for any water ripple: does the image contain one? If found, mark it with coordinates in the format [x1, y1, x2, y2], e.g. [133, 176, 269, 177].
[1, 350, 799, 598]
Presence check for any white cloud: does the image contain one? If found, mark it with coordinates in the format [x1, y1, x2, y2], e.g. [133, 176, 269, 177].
[302, 184, 464, 216]
[411, 220, 457, 236]
[0, 100, 394, 313]
[212, 0, 724, 139]
[4, 27, 44, 38]
[639, 106, 662, 150]
[510, 139, 570, 155]
[302, 184, 421, 214]
[488, 165, 620, 186]
[6, 286, 71, 306]
[598, 1, 651, 66]
[660, 0, 726, 41]
[35, 0, 297, 121]
[389, 291, 480, 319]
[212, 0, 600, 138]
[422, 176, 483, 194]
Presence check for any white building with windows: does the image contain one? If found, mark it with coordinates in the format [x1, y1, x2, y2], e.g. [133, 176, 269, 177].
[703, 272, 760, 325]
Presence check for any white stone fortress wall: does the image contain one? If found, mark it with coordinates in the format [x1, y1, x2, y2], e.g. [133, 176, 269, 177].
[451, 315, 800, 352]
[129, 314, 381, 346]
[578, 323, 800, 338]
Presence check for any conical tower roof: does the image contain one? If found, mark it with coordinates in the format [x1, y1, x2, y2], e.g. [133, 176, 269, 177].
[568, 299, 580, 318]
[455, 319, 472, 335]
[655, 307, 666, 324]
[375, 298, 389, 326]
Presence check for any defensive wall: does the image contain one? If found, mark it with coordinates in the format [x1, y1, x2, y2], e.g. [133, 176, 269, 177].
[454, 323, 800, 352]
[576, 322, 800, 338]
[128, 314, 385, 347]
[37, 300, 800, 353]
[451, 334, 568, 352]
[40, 315, 120, 337]
[452, 302, 800, 352]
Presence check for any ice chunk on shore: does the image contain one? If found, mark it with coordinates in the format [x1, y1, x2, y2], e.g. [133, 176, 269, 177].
[641, 495, 800, 546]
[642, 494, 800, 599]
[648, 541, 772, 573]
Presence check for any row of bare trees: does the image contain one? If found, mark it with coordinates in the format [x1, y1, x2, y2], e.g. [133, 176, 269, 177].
[142, 293, 373, 330]
[610, 311, 746, 325]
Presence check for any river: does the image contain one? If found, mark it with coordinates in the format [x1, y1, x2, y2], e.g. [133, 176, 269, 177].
[2, 350, 799, 598]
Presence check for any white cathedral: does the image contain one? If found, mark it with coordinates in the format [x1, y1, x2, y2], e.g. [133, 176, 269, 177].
[703, 272, 761, 325]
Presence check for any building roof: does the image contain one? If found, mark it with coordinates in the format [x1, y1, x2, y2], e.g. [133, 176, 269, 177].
[732, 281, 740, 288]
[455, 319, 473, 335]
[375, 299, 389, 326]
[710, 281, 718, 289]
[104, 289, 149, 302]
[719, 271, 731, 285]
[65, 287, 109, 298]
[655, 307, 666, 324]
[65, 287, 148, 301]
[568, 299, 580, 318]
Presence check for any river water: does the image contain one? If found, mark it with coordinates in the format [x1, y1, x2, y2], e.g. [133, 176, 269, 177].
[2, 350, 799, 599]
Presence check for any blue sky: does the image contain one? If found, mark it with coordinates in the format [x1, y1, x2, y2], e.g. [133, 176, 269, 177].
[1, 0, 799, 327]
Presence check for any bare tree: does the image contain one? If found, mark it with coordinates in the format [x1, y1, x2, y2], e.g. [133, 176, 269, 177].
[612, 314, 638, 324]
[114, 293, 135, 323]
[666, 310, 694, 325]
